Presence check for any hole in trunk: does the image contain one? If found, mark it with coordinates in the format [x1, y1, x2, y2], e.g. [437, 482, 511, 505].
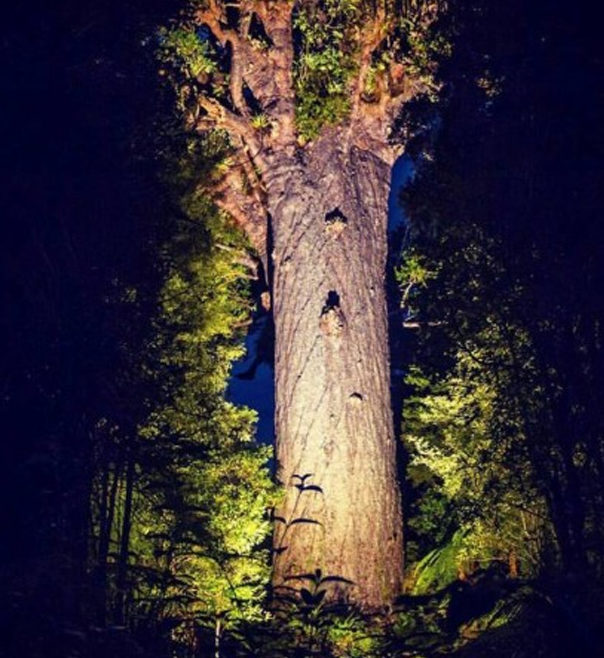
[325, 208, 347, 224]
[324, 208, 347, 238]
[320, 291, 344, 336]
[323, 290, 340, 311]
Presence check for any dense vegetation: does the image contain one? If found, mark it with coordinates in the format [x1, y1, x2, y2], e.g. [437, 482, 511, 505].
[2, 0, 603, 656]
[398, 2, 604, 652]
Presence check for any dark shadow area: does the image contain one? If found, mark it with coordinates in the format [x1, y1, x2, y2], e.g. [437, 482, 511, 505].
[1, 2, 183, 656]
[386, 154, 416, 493]
[324, 207, 348, 224]
[228, 311, 275, 444]
[322, 290, 341, 312]
[226, 216, 275, 444]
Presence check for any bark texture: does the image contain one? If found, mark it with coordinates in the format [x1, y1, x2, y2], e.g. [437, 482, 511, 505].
[177, 0, 443, 610]
[268, 131, 403, 609]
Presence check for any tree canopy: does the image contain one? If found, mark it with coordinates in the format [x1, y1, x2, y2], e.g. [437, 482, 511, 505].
[156, 0, 448, 270]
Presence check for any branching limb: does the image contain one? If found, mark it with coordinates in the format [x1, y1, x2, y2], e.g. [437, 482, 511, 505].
[351, 7, 390, 121]
[215, 243, 260, 279]
[194, 1, 251, 119]
[252, 0, 296, 147]
[193, 0, 297, 161]
[195, 0, 230, 44]
[195, 96, 267, 173]
[209, 164, 268, 271]
[403, 320, 444, 329]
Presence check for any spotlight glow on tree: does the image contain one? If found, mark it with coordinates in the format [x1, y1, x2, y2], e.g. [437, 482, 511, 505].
[159, 0, 447, 609]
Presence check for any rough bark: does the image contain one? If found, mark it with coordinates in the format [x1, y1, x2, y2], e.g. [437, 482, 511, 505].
[177, 0, 444, 610]
[268, 130, 403, 609]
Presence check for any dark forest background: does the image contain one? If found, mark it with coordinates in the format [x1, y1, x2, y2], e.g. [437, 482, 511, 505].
[2, 0, 604, 656]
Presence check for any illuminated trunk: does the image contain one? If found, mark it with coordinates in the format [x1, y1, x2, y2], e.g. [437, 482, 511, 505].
[268, 136, 404, 610]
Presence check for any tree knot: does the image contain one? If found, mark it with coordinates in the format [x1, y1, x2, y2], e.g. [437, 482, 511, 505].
[320, 291, 345, 336]
[324, 208, 348, 239]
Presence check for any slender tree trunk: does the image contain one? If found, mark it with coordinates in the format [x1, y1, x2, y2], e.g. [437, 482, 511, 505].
[116, 448, 135, 624]
[509, 550, 518, 578]
[97, 459, 121, 625]
[269, 136, 404, 609]
[214, 616, 222, 658]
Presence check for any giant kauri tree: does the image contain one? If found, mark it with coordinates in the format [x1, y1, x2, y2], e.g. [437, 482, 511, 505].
[160, 0, 446, 609]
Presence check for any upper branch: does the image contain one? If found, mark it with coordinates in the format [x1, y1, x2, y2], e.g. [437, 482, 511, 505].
[345, 1, 447, 159]
[194, 0, 230, 44]
[251, 0, 296, 147]
[195, 0, 250, 118]
[193, 0, 297, 157]
[210, 160, 268, 264]
[195, 96, 266, 172]
[351, 7, 390, 121]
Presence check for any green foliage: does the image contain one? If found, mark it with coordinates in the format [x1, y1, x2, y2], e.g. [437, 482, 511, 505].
[86, 134, 280, 651]
[163, 130, 233, 197]
[396, 250, 437, 323]
[412, 530, 467, 594]
[275, 603, 385, 657]
[295, 82, 352, 142]
[136, 201, 277, 632]
[250, 113, 271, 131]
[396, 250, 436, 289]
[156, 23, 228, 122]
[158, 27, 216, 79]
[155, 0, 452, 144]
[404, 339, 548, 584]
[293, 0, 362, 140]
[401, 180, 551, 587]
[325, 613, 383, 657]
[399, 15, 452, 98]
[390, 602, 449, 655]
[406, 487, 451, 565]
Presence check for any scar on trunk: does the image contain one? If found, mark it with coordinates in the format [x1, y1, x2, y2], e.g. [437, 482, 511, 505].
[320, 290, 345, 336]
[324, 207, 348, 238]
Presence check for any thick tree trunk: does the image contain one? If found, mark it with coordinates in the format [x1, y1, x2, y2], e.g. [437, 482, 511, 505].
[268, 135, 403, 609]
[184, 0, 438, 608]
